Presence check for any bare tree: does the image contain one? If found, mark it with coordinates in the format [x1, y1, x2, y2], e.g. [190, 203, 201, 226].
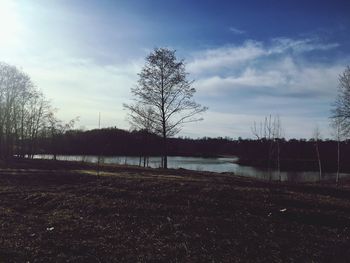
[331, 66, 350, 135]
[331, 118, 345, 185]
[124, 48, 207, 168]
[0, 61, 78, 162]
[313, 126, 322, 182]
[47, 112, 79, 160]
[25, 91, 52, 158]
[0, 62, 37, 160]
[330, 66, 350, 184]
[252, 115, 274, 140]
[272, 115, 283, 181]
[126, 105, 155, 167]
[252, 115, 283, 181]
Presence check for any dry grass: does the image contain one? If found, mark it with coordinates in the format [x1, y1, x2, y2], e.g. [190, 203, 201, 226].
[0, 159, 350, 262]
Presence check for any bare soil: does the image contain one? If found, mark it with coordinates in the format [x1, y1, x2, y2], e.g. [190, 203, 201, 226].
[0, 159, 350, 262]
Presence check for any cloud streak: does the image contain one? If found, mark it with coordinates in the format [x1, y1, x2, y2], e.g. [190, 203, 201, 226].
[188, 37, 339, 75]
[229, 27, 246, 35]
[194, 59, 343, 98]
[188, 41, 265, 74]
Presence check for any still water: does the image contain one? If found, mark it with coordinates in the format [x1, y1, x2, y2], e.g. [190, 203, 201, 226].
[34, 154, 349, 183]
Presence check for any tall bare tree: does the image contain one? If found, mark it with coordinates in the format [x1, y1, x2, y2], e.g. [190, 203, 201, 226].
[124, 48, 207, 168]
[0, 62, 37, 159]
[330, 66, 350, 184]
[331, 118, 344, 185]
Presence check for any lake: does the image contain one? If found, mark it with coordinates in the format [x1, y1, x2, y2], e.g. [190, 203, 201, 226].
[33, 154, 350, 183]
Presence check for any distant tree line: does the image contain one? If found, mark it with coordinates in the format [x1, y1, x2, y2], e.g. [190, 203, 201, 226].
[32, 127, 350, 173]
[235, 138, 350, 173]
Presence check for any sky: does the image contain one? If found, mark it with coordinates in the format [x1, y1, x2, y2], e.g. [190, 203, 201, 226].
[0, 0, 349, 139]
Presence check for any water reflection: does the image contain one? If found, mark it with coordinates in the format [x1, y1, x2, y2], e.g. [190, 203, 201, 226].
[33, 154, 349, 183]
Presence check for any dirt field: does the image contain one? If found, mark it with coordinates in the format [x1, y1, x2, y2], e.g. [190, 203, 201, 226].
[0, 159, 350, 262]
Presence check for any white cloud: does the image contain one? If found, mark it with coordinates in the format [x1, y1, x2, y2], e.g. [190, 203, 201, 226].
[194, 59, 342, 98]
[269, 37, 340, 54]
[229, 27, 246, 35]
[188, 37, 339, 75]
[185, 37, 345, 138]
[187, 41, 266, 74]
[194, 68, 286, 94]
[189, 37, 344, 99]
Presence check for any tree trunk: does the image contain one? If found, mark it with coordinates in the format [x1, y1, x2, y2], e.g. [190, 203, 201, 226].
[162, 135, 167, 169]
[20, 104, 24, 158]
[315, 143, 322, 181]
[0, 121, 3, 160]
[336, 139, 340, 185]
[267, 140, 273, 181]
[162, 107, 167, 169]
[277, 140, 281, 182]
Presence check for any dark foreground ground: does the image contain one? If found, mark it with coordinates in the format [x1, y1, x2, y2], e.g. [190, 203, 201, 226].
[1, 159, 350, 262]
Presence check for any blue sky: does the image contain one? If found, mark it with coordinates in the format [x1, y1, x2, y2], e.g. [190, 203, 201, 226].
[1, 0, 349, 138]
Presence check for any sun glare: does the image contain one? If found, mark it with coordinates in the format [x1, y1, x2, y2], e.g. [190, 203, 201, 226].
[0, 0, 21, 47]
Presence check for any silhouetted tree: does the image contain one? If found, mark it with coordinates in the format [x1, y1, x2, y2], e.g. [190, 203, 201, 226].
[124, 48, 207, 168]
